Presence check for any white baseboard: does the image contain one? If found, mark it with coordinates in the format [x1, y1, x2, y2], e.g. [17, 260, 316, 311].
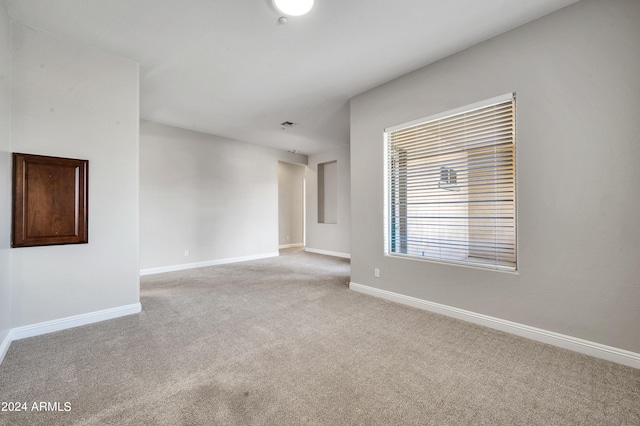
[0, 330, 11, 365]
[0, 303, 142, 366]
[279, 243, 304, 249]
[304, 248, 351, 259]
[140, 252, 280, 276]
[11, 303, 142, 341]
[349, 282, 640, 369]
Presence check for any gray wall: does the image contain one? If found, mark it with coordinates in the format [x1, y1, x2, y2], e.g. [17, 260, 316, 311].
[317, 161, 338, 224]
[0, 3, 11, 343]
[140, 120, 307, 270]
[306, 147, 351, 257]
[278, 162, 305, 247]
[10, 23, 140, 326]
[350, 0, 640, 352]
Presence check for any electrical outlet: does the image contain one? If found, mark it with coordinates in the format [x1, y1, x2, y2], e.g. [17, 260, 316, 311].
[374, 268, 380, 278]
[184, 250, 189, 257]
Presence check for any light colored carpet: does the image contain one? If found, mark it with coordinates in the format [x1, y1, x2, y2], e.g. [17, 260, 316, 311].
[1, 248, 639, 425]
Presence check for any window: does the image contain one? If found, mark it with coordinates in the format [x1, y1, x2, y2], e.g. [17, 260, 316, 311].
[384, 93, 516, 271]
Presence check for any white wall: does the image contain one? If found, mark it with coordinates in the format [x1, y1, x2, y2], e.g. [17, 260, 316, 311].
[0, 3, 11, 345]
[350, 0, 640, 353]
[306, 147, 351, 257]
[140, 120, 307, 270]
[278, 162, 305, 247]
[10, 23, 140, 326]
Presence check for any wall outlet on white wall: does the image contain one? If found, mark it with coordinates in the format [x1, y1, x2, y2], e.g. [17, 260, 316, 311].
[184, 250, 189, 257]
[374, 268, 380, 278]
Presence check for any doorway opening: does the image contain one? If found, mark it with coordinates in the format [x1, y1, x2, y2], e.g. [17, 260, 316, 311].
[278, 161, 306, 250]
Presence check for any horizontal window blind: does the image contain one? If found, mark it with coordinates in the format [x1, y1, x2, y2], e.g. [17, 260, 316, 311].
[385, 94, 516, 271]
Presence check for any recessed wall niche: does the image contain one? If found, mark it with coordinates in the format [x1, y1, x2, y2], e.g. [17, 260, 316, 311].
[317, 160, 337, 224]
[12, 153, 89, 248]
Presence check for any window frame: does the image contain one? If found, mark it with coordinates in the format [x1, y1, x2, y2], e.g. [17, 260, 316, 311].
[383, 93, 517, 272]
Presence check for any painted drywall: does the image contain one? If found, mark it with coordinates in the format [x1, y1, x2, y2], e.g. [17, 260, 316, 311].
[317, 161, 338, 224]
[0, 3, 11, 344]
[140, 120, 307, 270]
[350, 0, 640, 353]
[278, 162, 305, 247]
[306, 147, 351, 257]
[10, 23, 140, 327]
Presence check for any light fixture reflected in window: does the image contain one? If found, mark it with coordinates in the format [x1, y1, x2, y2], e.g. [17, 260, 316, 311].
[273, 0, 314, 16]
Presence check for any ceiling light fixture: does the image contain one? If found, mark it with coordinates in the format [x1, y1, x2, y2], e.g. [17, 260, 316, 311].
[273, 0, 314, 17]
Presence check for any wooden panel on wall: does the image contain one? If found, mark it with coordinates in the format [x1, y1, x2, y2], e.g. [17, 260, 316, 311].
[12, 153, 88, 248]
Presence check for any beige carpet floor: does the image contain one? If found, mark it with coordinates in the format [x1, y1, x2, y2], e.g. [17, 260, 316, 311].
[0, 248, 639, 425]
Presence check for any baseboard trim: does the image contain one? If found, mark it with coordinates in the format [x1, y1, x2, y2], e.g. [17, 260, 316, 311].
[0, 331, 12, 365]
[304, 248, 351, 259]
[11, 303, 142, 342]
[140, 252, 280, 276]
[349, 282, 640, 369]
[279, 243, 304, 249]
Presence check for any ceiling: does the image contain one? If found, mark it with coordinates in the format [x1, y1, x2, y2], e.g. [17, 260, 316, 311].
[5, 0, 579, 154]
